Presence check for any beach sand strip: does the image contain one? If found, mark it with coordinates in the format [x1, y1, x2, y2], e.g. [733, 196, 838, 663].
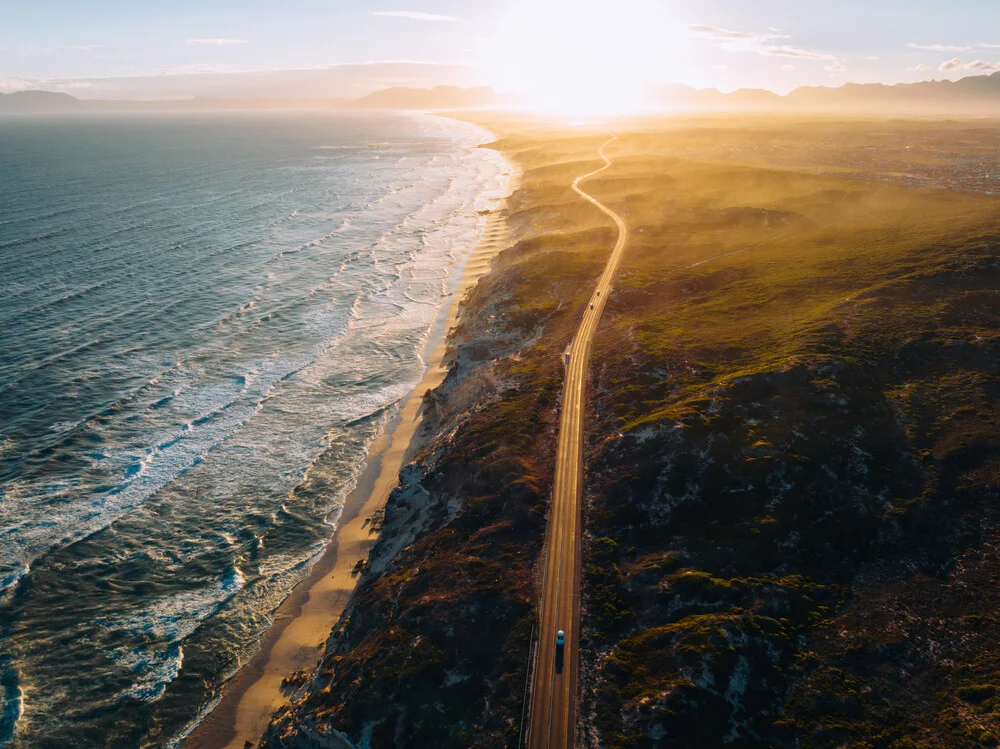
[181, 164, 518, 749]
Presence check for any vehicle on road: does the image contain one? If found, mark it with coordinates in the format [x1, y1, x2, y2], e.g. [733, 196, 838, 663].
[528, 136, 627, 747]
[555, 630, 566, 674]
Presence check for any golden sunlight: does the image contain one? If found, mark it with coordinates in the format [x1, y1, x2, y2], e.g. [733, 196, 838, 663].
[483, 0, 673, 116]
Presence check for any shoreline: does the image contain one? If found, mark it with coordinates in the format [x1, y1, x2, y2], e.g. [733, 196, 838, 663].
[181, 134, 517, 749]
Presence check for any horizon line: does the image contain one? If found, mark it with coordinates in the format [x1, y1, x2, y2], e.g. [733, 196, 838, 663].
[3, 67, 999, 101]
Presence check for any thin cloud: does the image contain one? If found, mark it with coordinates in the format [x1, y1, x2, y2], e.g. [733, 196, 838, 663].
[936, 57, 1000, 72]
[44, 80, 97, 91]
[62, 45, 102, 51]
[689, 24, 835, 62]
[157, 63, 254, 74]
[825, 62, 846, 72]
[687, 24, 789, 46]
[909, 42, 1000, 53]
[907, 63, 930, 72]
[185, 38, 248, 46]
[319, 59, 473, 67]
[0, 78, 31, 92]
[687, 25, 770, 41]
[965, 60, 1000, 71]
[371, 11, 465, 22]
[908, 42, 970, 53]
[0, 77, 97, 93]
[764, 46, 836, 61]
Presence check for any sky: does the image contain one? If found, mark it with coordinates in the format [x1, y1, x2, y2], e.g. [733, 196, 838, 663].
[2, 0, 1000, 99]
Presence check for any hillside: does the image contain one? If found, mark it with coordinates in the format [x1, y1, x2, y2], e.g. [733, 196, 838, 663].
[262, 114, 1000, 748]
[0, 90, 80, 113]
[657, 72, 1000, 113]
[788, 71, 1000, 113]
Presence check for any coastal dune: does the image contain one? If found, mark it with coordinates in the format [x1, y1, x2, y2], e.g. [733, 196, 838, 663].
[182, 159, 516, 749]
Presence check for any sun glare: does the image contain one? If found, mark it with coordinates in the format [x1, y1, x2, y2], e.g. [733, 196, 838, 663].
[484, 0, 671, 117]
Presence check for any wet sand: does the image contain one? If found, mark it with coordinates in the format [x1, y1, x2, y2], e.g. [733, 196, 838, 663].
[182, 158, 517, 749]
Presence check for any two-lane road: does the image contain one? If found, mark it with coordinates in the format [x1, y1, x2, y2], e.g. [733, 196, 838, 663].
[527, 137, 629, 749]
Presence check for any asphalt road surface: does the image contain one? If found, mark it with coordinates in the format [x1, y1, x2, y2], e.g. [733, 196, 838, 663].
[527, 137, 629, 749]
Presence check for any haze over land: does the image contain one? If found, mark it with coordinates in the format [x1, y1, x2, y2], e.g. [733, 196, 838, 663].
[5, 1, 1000, 115]
[7, 3, 1000, 749]
[6, 71, 1000, 116]
[0, 83, 515, 113]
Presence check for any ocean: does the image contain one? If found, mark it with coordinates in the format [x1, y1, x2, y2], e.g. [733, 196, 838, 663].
[0, 110, 509, 747]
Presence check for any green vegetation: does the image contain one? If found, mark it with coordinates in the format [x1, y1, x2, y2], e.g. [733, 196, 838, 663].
[959, 685, 998, 704]
[265, 126, 622, 749]
[266, 115, 1000, 748]
[580, 119, 1000, 748]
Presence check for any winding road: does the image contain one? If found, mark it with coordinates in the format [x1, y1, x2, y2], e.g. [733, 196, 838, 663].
[527, 137, 629, 749]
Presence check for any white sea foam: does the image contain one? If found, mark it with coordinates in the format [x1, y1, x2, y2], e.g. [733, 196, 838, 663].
[96, 569, 246, 704]
[0, 111, 512, 744]
[0, 670, 24, 745]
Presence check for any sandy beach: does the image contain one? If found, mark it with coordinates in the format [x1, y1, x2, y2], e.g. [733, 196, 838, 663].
[182, 146, 517, 749]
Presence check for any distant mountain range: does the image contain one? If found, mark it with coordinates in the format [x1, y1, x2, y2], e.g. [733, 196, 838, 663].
[0, 86, 513, 114]
[0, 90, 82, 113]
[1, 62, 481, 102]
[658, 72, 1000, 114]
[4, 72, 1000, 115]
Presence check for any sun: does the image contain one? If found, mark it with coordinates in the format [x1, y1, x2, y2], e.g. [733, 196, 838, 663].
[483, 0, 672, 117]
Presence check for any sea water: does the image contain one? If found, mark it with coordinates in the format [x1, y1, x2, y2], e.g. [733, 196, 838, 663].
[0, 110, 509, 747]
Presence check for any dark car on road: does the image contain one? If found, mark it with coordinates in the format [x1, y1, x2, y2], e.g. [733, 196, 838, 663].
[555, 629, 565, 673]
